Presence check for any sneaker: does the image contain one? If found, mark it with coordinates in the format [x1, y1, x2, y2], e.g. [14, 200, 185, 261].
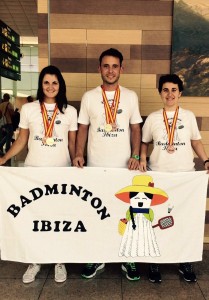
[179, 263, 197, 282]
[121, 263, 140, 281]
[148, 263, 161, 283]
[22, 264, 41, 283]
[55, 263, 67, 283]
[81, 263, 105, 279]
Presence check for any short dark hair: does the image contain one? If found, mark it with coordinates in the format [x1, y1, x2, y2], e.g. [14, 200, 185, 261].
[27, 95, 33, 102]
[37, 65, 68, 113]
[158, 74, 184, 93]
[3, 93, 10, 101]
[129, 192, 153, 200]
[99, 48, 123, 66]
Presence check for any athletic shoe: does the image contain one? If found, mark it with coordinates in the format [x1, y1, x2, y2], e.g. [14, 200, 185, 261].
[121, 263, 140, 281]
[148, 263, 162, 283]
[55, 263, 67, 283]
[81, 263, 105, 279]
[22, 264, 41, 283]
[179, 263, 197, 282]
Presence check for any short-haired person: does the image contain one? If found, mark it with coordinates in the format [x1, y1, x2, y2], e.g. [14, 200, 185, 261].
[27, 95, 34, 103]
[73, 48, 142, 280]
[139, 74, 209, 283]
[0, 65, 78, 283]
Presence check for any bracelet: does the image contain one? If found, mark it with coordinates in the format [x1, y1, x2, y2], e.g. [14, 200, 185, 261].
[132, 154, 140, 160]
[204, 159, 209, 165]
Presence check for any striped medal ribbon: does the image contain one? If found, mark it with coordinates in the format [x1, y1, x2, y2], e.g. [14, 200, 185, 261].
[163, 106, 179, 154]
[41, 103, 58, 145]
[101, 85, 120, 132]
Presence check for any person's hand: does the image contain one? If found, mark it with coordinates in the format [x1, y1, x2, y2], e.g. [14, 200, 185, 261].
[139, 159, 147, 172]
[204, 161, 209, 174]
[128, 158, 140, 170]
[0, 156, 7, 166]
[73, 156, 85, 168]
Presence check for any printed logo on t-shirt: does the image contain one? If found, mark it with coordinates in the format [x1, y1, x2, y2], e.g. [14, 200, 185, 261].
[156, 117, 185, 151]
[33, 108, 63, 147]
[97, 98, 125, 138]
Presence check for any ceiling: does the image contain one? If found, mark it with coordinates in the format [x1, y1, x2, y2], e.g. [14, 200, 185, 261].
[0, 0, 38, 44]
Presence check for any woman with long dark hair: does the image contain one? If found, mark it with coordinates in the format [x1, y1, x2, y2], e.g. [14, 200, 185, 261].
[0, 65, 77, 283]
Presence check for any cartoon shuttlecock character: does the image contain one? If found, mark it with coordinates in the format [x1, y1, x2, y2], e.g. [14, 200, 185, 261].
[115, 175, 169, 257]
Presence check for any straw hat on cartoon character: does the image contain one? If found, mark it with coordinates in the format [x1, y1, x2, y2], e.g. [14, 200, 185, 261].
[115, 175, 168, 258]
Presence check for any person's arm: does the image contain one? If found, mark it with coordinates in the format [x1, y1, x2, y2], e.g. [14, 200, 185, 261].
[73, 124, 89, 168]
[8, 103, 14, 117]
[139, 142, 149, 172]
[0, 128, 29, 165]
[191, 139, 209, 172]
[128, 123, 141, 170]
[68, 130, 76, 163]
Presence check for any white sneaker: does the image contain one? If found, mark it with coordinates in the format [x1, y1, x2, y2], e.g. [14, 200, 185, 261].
[22, 264, 41, 283]
[55, 263, 67, 283]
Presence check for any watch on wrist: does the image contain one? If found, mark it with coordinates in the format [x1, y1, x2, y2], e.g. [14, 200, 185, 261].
[132, 154, 140, 160]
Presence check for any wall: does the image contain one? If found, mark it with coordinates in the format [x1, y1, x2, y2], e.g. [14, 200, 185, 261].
[38, 0, 209, 242]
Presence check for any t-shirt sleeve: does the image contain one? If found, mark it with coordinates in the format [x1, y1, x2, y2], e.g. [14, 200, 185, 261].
[68, 106, 78, 131]
[142, 115, 153, 143]
[78, 93, 90, 125]
[19, 103, 29, 129]
[190, 112, 201, 140]
[130, 91, 143, 124]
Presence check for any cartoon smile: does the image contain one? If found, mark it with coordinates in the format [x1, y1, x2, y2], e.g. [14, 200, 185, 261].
[138, 202, 143, 207]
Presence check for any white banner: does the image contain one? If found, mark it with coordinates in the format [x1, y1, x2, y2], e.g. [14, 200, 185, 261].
[0, 167, 208, 264]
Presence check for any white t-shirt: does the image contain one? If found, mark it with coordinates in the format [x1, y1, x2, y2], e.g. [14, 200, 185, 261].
[142, 107, 201, 172]
[19, 100, 77, 167]
[78, 85, 142, 167]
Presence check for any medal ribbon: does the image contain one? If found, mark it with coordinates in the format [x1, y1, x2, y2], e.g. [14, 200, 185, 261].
[41, 103, 58, 138]
[163, 106, 179, 146]
[101, 86, 120, 125]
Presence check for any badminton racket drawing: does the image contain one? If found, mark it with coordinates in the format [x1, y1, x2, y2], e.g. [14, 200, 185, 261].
[152, 215, 174, 229]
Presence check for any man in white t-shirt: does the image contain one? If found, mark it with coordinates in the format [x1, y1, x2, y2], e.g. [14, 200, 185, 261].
[73, 48, 142, 281]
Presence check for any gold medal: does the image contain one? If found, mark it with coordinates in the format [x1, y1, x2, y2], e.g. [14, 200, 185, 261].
[46, 137, 55, 145]
[105, 124, 112, 132]
[167, 145, 175, 154]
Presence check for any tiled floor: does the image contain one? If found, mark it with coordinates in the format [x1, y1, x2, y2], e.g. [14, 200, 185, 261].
[0, 244, 208, 300]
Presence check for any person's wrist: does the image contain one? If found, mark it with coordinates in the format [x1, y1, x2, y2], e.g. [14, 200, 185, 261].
[132, 154, 140, 160]
[75, 153, 83, 158]
[1, 155, 7, 164]
[203, 159, 209, 165]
